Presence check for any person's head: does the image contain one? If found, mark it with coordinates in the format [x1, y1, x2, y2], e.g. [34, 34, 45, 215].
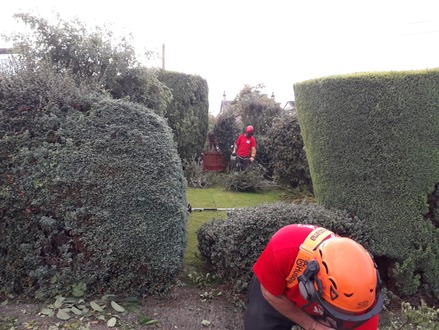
[245, 125, 254, 136]
[298, 237, 383, 327]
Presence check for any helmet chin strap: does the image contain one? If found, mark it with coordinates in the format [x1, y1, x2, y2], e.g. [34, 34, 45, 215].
[298, 259, 384, 328]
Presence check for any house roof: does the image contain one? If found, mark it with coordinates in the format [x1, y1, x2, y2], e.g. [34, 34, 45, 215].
[283, 100, 296, 110]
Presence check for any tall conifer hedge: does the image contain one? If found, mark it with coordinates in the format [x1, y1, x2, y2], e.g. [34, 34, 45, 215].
[158, 71, 209, 163]
[294, 69, 439, 298]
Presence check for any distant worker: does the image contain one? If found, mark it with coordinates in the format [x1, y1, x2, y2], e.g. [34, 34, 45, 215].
[231, 125, 257, 170]
[244, 224, 384, 330]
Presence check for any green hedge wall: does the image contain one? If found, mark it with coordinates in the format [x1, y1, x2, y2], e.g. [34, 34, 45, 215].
[0, 96, 187, 298]
[158, 71, 209, 162]
[294, 70, 439, 297]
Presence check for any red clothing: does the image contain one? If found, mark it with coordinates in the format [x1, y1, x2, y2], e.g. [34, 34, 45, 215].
[253, 224, 379, 330]
[235, 134, 256, 158]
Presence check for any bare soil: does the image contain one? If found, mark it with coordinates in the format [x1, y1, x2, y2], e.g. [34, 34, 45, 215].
[0, 285, 245, 330]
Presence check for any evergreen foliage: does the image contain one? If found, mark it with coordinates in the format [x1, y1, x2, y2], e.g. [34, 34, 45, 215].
[0, 63, 187, 298]
[265, 110, 313, 192]
[232, 84, 282, 135]
[109, 66, 172, 117]
[197, 202, 371, 292]
[294, 69, 439, 300]
[158, 71, 209, 163]
[213, 110, 241, 162]
[3, 13, 172, 116]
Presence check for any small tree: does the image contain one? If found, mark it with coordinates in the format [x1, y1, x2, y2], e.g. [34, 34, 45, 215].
[213, 109, 241, 162]
[232, 84, 283, 135]
[266, 110, 313, 192]
[158, 70, 209, 163]
[3, 12, 171, 115]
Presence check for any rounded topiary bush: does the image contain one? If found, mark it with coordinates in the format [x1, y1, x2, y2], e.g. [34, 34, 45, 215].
[197, 201, 371, 292]
[0, 96, 187, 299]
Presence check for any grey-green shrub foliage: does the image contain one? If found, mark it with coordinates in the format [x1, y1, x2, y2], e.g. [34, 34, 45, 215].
[294, 69, 439, 300]
[197, 201, 371, 292]
[0, 67, 187, 298]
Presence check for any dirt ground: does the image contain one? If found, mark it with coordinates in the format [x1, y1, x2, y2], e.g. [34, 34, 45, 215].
[0, 285, 245, 330]
[0, 283, 415, 330]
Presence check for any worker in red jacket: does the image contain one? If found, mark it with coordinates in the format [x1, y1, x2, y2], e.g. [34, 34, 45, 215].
[244, 224, 384, 330]
[231, 125, 256, 170]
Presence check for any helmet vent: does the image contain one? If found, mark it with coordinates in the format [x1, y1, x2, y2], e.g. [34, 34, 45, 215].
[322, 261, 329, 274]
[329, 278, 337, 289]
[344, 293, 353, 297]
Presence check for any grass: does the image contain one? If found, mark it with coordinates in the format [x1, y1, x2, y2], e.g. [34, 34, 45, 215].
[184, 187, 286, 272]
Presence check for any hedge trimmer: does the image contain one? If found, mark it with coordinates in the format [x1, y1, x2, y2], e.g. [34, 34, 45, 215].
[187, 204, 235, 213]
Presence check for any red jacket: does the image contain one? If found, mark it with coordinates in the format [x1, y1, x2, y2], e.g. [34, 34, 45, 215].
[235, 134, 256, 158]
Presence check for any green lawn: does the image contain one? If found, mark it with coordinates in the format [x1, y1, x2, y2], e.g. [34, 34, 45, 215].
[184, 187, 285, 272]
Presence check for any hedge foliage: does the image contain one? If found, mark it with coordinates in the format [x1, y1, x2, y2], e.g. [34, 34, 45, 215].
[197, 202, 371, 292]
[213, 110, 241, 163]
[265, 110, 312, 192]
[0, 65, 187, 298]
[294, 69, 439, 299]
[158, 71, 209, 163]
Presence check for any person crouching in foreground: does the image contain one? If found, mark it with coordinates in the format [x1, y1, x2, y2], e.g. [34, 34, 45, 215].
[244, 224, 384, 330]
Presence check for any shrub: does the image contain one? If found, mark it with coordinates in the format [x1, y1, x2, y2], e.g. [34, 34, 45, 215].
[294, 69, 439, 300]
[1, 11, 189, 300]
[213, 109, 241, 163]
[265, 110, 312, 192]
[224, 165, 273, 193]
[182, 158, 209, 188]
[0, 93, 187, 298]
[197, 201, 371, 292]
[389, 300, 439, 329]
[158, 71, 209, 163]
[390, 243, 439, 299]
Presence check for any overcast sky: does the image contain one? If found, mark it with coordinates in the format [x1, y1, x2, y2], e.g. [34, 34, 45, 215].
[1, 0, 439, 114]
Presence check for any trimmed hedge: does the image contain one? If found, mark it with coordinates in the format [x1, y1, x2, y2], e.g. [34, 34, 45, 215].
[0, 91, 187, 298]
[158, 71, 209, 163]
[294, 69, 439, 299]
[197, 202, 371, 292]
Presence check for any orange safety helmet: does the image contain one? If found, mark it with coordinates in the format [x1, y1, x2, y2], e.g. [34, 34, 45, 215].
[311, 237, 379, 313]
[298, 236, 383, 327]
[245, 125, 254, 135]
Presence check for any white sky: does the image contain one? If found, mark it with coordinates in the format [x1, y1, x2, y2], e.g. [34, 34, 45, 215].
[1, 0, 439, 115]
